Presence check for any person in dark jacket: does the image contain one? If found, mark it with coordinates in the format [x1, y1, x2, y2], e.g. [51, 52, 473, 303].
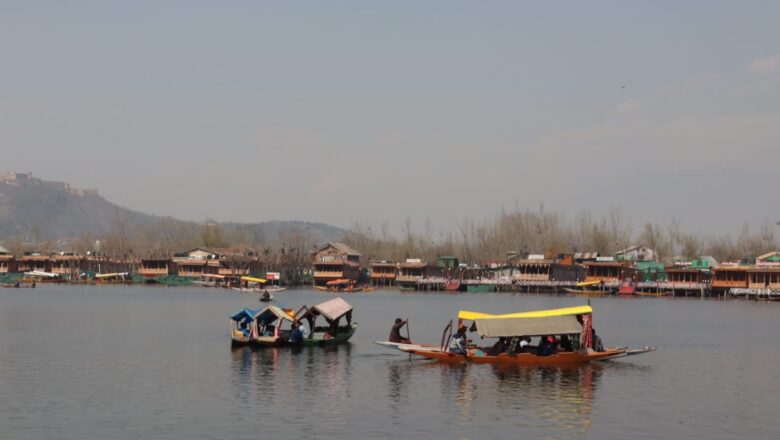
[388, 318, 411, 343]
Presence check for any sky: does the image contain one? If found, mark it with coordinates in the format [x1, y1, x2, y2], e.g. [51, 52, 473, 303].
[1, 1, 779, 237]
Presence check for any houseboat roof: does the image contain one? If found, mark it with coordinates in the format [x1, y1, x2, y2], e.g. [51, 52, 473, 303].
[0, 245, 10, 254]
[513, 259, 554, 265]
[399, 261, 427, 268]
[370, 261, 396, 268]
[314, 242, 362, 257]
[714, 266, 749, 271]
[174, 259, 207, 266]
[584, 261, 627, 267]
[747, 267, 780, 273]
[756, 251, 780, 262]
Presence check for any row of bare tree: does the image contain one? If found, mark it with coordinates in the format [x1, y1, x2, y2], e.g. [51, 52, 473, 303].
[342, 207, 778, 266]
[3, 206, 777, 269]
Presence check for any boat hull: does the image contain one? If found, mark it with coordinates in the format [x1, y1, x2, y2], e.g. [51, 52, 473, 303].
[302, 323, 357, 347]
[375, 341, 654, 366]
[563, 288, 614, 296]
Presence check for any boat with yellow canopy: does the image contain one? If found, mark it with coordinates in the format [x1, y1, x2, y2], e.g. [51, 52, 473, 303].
[563, 280, 614, 296]
[375, 305, 654, 366]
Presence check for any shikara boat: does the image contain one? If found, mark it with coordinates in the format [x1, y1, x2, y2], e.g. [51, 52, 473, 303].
[230, 305, 300, 348]
[563, 280, 614, 296]
[316, 279, 368, 293]
[94, 272, 131, 284]
[634, 291, 670, 298]
[22, 271, 66, 283]
[298, 297, 357, 347]
[375, 305, 654, 366]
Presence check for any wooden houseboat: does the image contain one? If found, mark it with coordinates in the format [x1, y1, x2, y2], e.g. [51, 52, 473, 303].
[138, 259, 171, 279]
[747, 267, 780, 290]
[370, 261, 397, 286]
[51, 252, 82, 278]
[711, 265, 749, 293]
[174, 259, 210, 278]
[397, 259, 427, 290]
[312, 242, 361, 288]
[0, 246, 13, 274]
[582, 260, 632, 284]
[16, 253, 52, 274]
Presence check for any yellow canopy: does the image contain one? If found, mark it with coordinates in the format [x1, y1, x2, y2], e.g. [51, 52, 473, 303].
[576, 280, 601, 287]
[240, 276, 267, 284]
[458, 305, 592, 321]
[94, 272, 127, 279]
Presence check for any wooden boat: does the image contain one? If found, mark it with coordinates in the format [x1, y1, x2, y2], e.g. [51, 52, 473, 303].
[634, 291, 670, 298]
[466, 284, 496, 293]
[564, 280, 614, 296]
[444, 280, 461, 292]
[1, 283, 36, 288]
[618, 279, 637, 296]
[375, 304, 654, 366]
[298, 297, 357, 347]
[230, 305, 300, 348]
[93, 272, 131, 284]
[563, 288, 614, 296]
[231, 298, 357, 348]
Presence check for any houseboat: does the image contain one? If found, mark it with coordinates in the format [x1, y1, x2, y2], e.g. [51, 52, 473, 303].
[397, 259, 427, 290]
[312, 242, 361, 288]
[711, 265, 749, 294]
[370, 261, 397, 286]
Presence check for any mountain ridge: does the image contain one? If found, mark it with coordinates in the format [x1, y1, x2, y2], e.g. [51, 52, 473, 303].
[0, 172, 344, 245]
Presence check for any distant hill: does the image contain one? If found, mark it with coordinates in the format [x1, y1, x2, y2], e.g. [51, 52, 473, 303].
[0, 172, 344, 244]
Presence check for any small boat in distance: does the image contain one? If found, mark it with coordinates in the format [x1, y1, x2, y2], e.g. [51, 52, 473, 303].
[563, 280, 614, 296]
[375, 305, 654, 366]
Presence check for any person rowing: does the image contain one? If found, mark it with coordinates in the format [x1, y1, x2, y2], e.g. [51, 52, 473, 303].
[388, 318, 411, 344]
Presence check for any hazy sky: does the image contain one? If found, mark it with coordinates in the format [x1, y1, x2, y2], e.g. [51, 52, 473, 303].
[2, 1, 779, 236]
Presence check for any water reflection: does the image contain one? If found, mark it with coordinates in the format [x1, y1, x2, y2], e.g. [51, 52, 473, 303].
[229, 344, 354, 414]
[489, 364, 602, 432]
[383, 359, 610, 437]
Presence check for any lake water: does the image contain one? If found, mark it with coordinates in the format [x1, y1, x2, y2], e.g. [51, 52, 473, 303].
[1, 286, 778, 439]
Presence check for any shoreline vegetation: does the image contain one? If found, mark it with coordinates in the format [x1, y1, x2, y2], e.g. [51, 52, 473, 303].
[1, 206, 777, 271]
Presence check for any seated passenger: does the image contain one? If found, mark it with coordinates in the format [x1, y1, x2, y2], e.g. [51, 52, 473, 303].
[289, 323, 303, 343]
[560, 335, 574, 352]
[592, 328, 605, 352]
[487, 337, 508, 356]
[537, 336, 557, 356]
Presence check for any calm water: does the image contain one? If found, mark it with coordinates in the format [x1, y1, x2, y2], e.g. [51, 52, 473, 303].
[1, 286, 778, 440]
